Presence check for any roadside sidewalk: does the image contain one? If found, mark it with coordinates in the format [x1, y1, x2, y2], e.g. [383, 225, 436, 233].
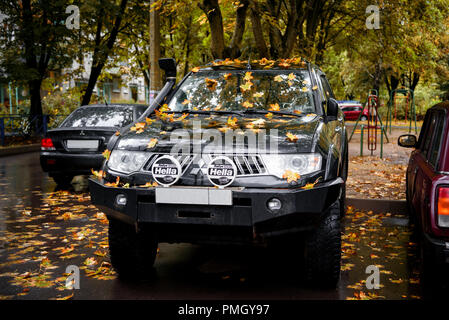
[0, 144, 40, 157]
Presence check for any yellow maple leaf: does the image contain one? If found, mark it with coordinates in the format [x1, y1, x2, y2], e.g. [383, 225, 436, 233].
[205, 78, 218, 91]
[253, 92, 264, 98]
[182, 99, 191, 105]
[191, 67, 200, 73]
[240, 81, 253, 92]
[223, 73, 232, 80]
[145, 118, 154, 125]
[269, 103, 280, 111]
[282, 170, 300, 183]
[288, 73, 296, 81]
[105, 176, 120, 187]
[274, 75, 283, 82]
[242, 101, 254, 108]
[265, 112, 274, 119]
[243, 71, 253, 82]
[102, 149, 111, 160]
[227, 116, 238, 127]
[147, 138, 158, 149]
[91, 168, 105, 179]
[114, 131, 120, 136]
[286, 132, 299, 142]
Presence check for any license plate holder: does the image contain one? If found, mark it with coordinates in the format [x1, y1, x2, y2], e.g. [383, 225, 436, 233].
[155, 187, 233, 206]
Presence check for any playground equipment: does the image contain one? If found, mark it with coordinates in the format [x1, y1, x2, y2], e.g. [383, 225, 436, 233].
[386, 88, 417, 134]
[348, 89, 389, 158]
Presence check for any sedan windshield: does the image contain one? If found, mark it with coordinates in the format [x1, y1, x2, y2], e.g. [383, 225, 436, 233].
[61, 106, 134, 128]
[167, 70, 315, 114]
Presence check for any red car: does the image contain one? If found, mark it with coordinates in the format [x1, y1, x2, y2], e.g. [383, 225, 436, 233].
[399, 101, 449, 277]
[339, 102, 369, 121]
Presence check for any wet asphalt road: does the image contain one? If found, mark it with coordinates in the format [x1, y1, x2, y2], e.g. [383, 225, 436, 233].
[0, 152, 443, 300]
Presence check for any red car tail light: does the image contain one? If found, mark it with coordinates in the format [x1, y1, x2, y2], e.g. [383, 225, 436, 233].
[41, 138, 55, 150]
[437, 187, 449, 228]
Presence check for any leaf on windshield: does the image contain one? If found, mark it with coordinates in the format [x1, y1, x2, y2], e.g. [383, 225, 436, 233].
[312, 85, 318, 90]
[253, 92, 264, 98]
[240, 81, 253, 92]
[191, 67, 200, 73]
[243, 72, 253, 82]
[265, 112, 274, 119]
[147, 138, 158, 149]
[205, 78, 218, 91]
[130, 122, 146, 133]
[214, 104, 222, 110]
[274, 75, 283, 82]
[182, 99, 190, 105]
[286, 132, 299, 142]
[102, 149, 111, 160]
[174, 113, 188, 121]
[282, 170, 300, 183]
[223, 73, 232, 80]
[269, 103, 280, 111]
[288, 73, 296, 81]
[242, 101, 254, 108]
[227, 116, 238, 127]
[145, 118, 154, 125]
[301, 87, 309, 92]
[160, 104, 170, 112]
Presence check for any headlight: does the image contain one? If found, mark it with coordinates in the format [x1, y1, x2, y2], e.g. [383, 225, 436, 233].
[107, 150, 150, 174]
[260, 154, 322, 178]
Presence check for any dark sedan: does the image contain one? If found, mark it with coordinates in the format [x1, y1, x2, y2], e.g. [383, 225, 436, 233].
[40, 103, 148, 185]
[399, 101, 449, 280]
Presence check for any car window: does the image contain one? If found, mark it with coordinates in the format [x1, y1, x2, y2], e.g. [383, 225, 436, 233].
[421, 112, 437, 159]
[428, 111, 445, 168]
[135, 106, 147, 119]
[61, 106, 134, 128]
[167, 70, 316, 114]
[320, 75, 334, 100]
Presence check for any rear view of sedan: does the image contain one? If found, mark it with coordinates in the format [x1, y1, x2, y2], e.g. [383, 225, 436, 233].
[40, 104, 147, 185]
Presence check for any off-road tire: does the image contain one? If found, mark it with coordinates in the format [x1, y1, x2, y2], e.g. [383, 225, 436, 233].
[108, 218, 158, 279]
[304, 201, 341, 288]
[52, 174, 74, 186]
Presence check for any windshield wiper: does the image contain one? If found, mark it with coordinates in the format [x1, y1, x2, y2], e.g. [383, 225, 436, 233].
[242, 109, 303, 117]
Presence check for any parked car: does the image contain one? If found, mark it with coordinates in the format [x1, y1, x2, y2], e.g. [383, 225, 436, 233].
[339, 101, 369, 121]
[399, 101, 449, 277]
[88, 58, 348, 287]
[40, 103, 148, 185]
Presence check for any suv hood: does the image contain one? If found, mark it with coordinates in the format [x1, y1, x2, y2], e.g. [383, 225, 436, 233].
[115, 114, 321, 154]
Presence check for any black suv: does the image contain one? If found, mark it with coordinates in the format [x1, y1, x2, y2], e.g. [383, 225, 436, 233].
[89, 58, 348, 286]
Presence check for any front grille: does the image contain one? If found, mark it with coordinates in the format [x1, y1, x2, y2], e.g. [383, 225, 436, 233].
[143, 154, 266, 176]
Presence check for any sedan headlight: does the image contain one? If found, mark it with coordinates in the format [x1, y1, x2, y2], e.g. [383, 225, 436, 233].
[260, 154, 322, 178]
[107, 150, 150, 174]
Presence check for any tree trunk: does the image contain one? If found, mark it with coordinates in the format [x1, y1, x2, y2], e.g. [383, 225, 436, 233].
[28, 79, 43, 132]
[199, 0, 226, 59]
[249, 1, 269, 58]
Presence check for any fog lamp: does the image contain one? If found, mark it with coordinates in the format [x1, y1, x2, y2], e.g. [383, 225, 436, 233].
[115, 194, 127, 206]
[267, 198, 282, 211]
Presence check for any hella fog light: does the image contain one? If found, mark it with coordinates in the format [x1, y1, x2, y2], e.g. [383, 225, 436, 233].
[115, 194, 127, 206]
[267, 198, 282, 211]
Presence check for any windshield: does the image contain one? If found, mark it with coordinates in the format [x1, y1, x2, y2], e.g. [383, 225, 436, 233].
[61, 106, 134, 128]
[167, 70, 315, 114]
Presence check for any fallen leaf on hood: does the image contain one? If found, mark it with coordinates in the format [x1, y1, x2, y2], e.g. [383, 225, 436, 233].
[191, 67, 200, 73]
[288, 73, 296, 81]
[282, 170, 300, 183]
[286, 132, 299, 142]
[147, 138, 158, 149]
[253, 92, 264, 98]
[114, 131, 120, 136]
[227, 116, 238, 127]
[265, 112, 274, 119]
[145, 118, 155, 125]
[274, 75, 283, 82]
[130, 122, 146, 134]
[243, 101, 254, 108]
[223, 73, 232, 80]
[182, 99, 190, 105]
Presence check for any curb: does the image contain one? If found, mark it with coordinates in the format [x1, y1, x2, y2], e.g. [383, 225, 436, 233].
[347, 197, 407, 214]
[0, 144, 40, 157]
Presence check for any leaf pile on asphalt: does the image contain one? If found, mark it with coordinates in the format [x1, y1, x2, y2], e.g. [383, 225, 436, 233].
[342, 206, 421, 300]
[346, 156, 407, 200]
[0, 188, 116, 300]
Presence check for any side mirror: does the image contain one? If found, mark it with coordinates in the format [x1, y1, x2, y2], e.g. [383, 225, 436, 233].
[398, 134, 417, 148]
[326, 98, 339, 119]
[159, 58, 177, 78]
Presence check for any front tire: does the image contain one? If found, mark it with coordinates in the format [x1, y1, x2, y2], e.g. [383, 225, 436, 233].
[304, 201, 341, 288]
[108, 218, 158, 279]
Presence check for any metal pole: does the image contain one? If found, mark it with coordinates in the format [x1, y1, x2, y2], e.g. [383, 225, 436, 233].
[8, 82, 12, 115]
[360, 125, 364, 157]
[380, 125, 384, 159]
